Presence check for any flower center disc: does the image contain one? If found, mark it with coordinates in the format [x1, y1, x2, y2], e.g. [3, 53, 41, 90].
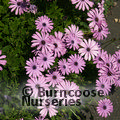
[42, 23, 46, 27]
[86, 47, 90, 52]
[118, 59, 120, 63]
[74, 62, 78, 66]
[63, 65, 66, 69]
[52, 75, 57, 80]
[32, 65, 37, 70]
[54, 43, 58, 48]
[101, 84, 105, 88]
[43, 57, 47, 61]
[103, 105, 107, 110]
[71, 40, 74, 44]
[41, 40, 46, 45]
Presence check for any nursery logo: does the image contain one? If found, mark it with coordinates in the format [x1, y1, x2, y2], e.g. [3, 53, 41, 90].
[22, 86, 104, 107]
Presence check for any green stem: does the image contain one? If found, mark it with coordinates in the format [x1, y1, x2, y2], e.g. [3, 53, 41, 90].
[69, 107, 81, 120]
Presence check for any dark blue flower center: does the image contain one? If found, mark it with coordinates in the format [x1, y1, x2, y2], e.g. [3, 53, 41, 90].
[98, 27, 102, 32]
[54, 43, 58, 48]
[74, 62, 78, 66]
[43, 57, 47, 61]
[95, 17, 99, 22]
[32, 65, 37, 70]
[52, 75, 57, 80]
[106, 63, 110, 67]
[41, 40, 46, 45]
[86, 47, 90, 52]
[63, 65, 66, 69]
[118, 59, 120, 63]
[71, 40, 74, 44]
[103, 105, 107, 110]
[101, 84, 105, 88]
[42, 23, 46, 27]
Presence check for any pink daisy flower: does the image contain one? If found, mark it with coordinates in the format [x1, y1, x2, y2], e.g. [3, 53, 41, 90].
[58, 59, 71, 75]
[65, 24, 84, 40]
[46, 71, 65, 87]
[98, 0, 105, 12]
[98, 64, 120, 85]
[68, 54, 85, 74]
[87, 8, 106, 29]
[35, 15, 54, 33]
[26, 76, 50, 98]
[71, 0, 94, 11]
[25, 57, 43, 78]
[113, 50, 120, 70]
[9, 0, 30, 15]
[79, 39, 100, 61]
[91, 22, 110, 41]
[96, 77, 111, 96]
[55, 80, 80, 106]
[31, 32, 53, 54]
[66, 34, 81, 50]
[93, 49, 107, 68]
[50, 32, 66, 57]
[37, 98, 58, 118]
[37, 53, 55, 70]
[28, 4, 37, 14]
[0, 50, 7, 71]
[97, 98, 113, 118]
[102, 54, 115, 68]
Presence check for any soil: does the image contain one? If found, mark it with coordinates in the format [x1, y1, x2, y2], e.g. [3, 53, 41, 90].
[101, 0, 120, 55]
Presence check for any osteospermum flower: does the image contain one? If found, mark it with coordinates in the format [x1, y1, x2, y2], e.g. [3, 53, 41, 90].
[65, 24, 84, 40]
[25, 57, 43, 78]
[96, 77, 111, 96]
[66, 34, 81, 50]
[0, 50, 7, 71]
[68, 54, 85, 74]
[50, 32, 66, 57]
[28, 4, 37, 14]
[93, 49, 107, 68]
[98, 0, 105, 12]
[87, 8, 106, 29]
[79, 39, 100, 61]
[37, 53, 55, 70]
[35, 15, 54, 33]
[91, 22, 110, 40]
[102, 54, 115, 68]
[46, 71, 65, 87]
[9, 0, 30, 15]
[26, 76, 50, 98]
[58, 59, 71, 75]
[37, 98, 58, 118]
[97, 98, 113, 118]
[31, 32, 53, 54]
[55, 80, 80, 106]
[98, 64, 120, 85]
[113, 50, 120, 69]
[71, 0, 94, 11]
